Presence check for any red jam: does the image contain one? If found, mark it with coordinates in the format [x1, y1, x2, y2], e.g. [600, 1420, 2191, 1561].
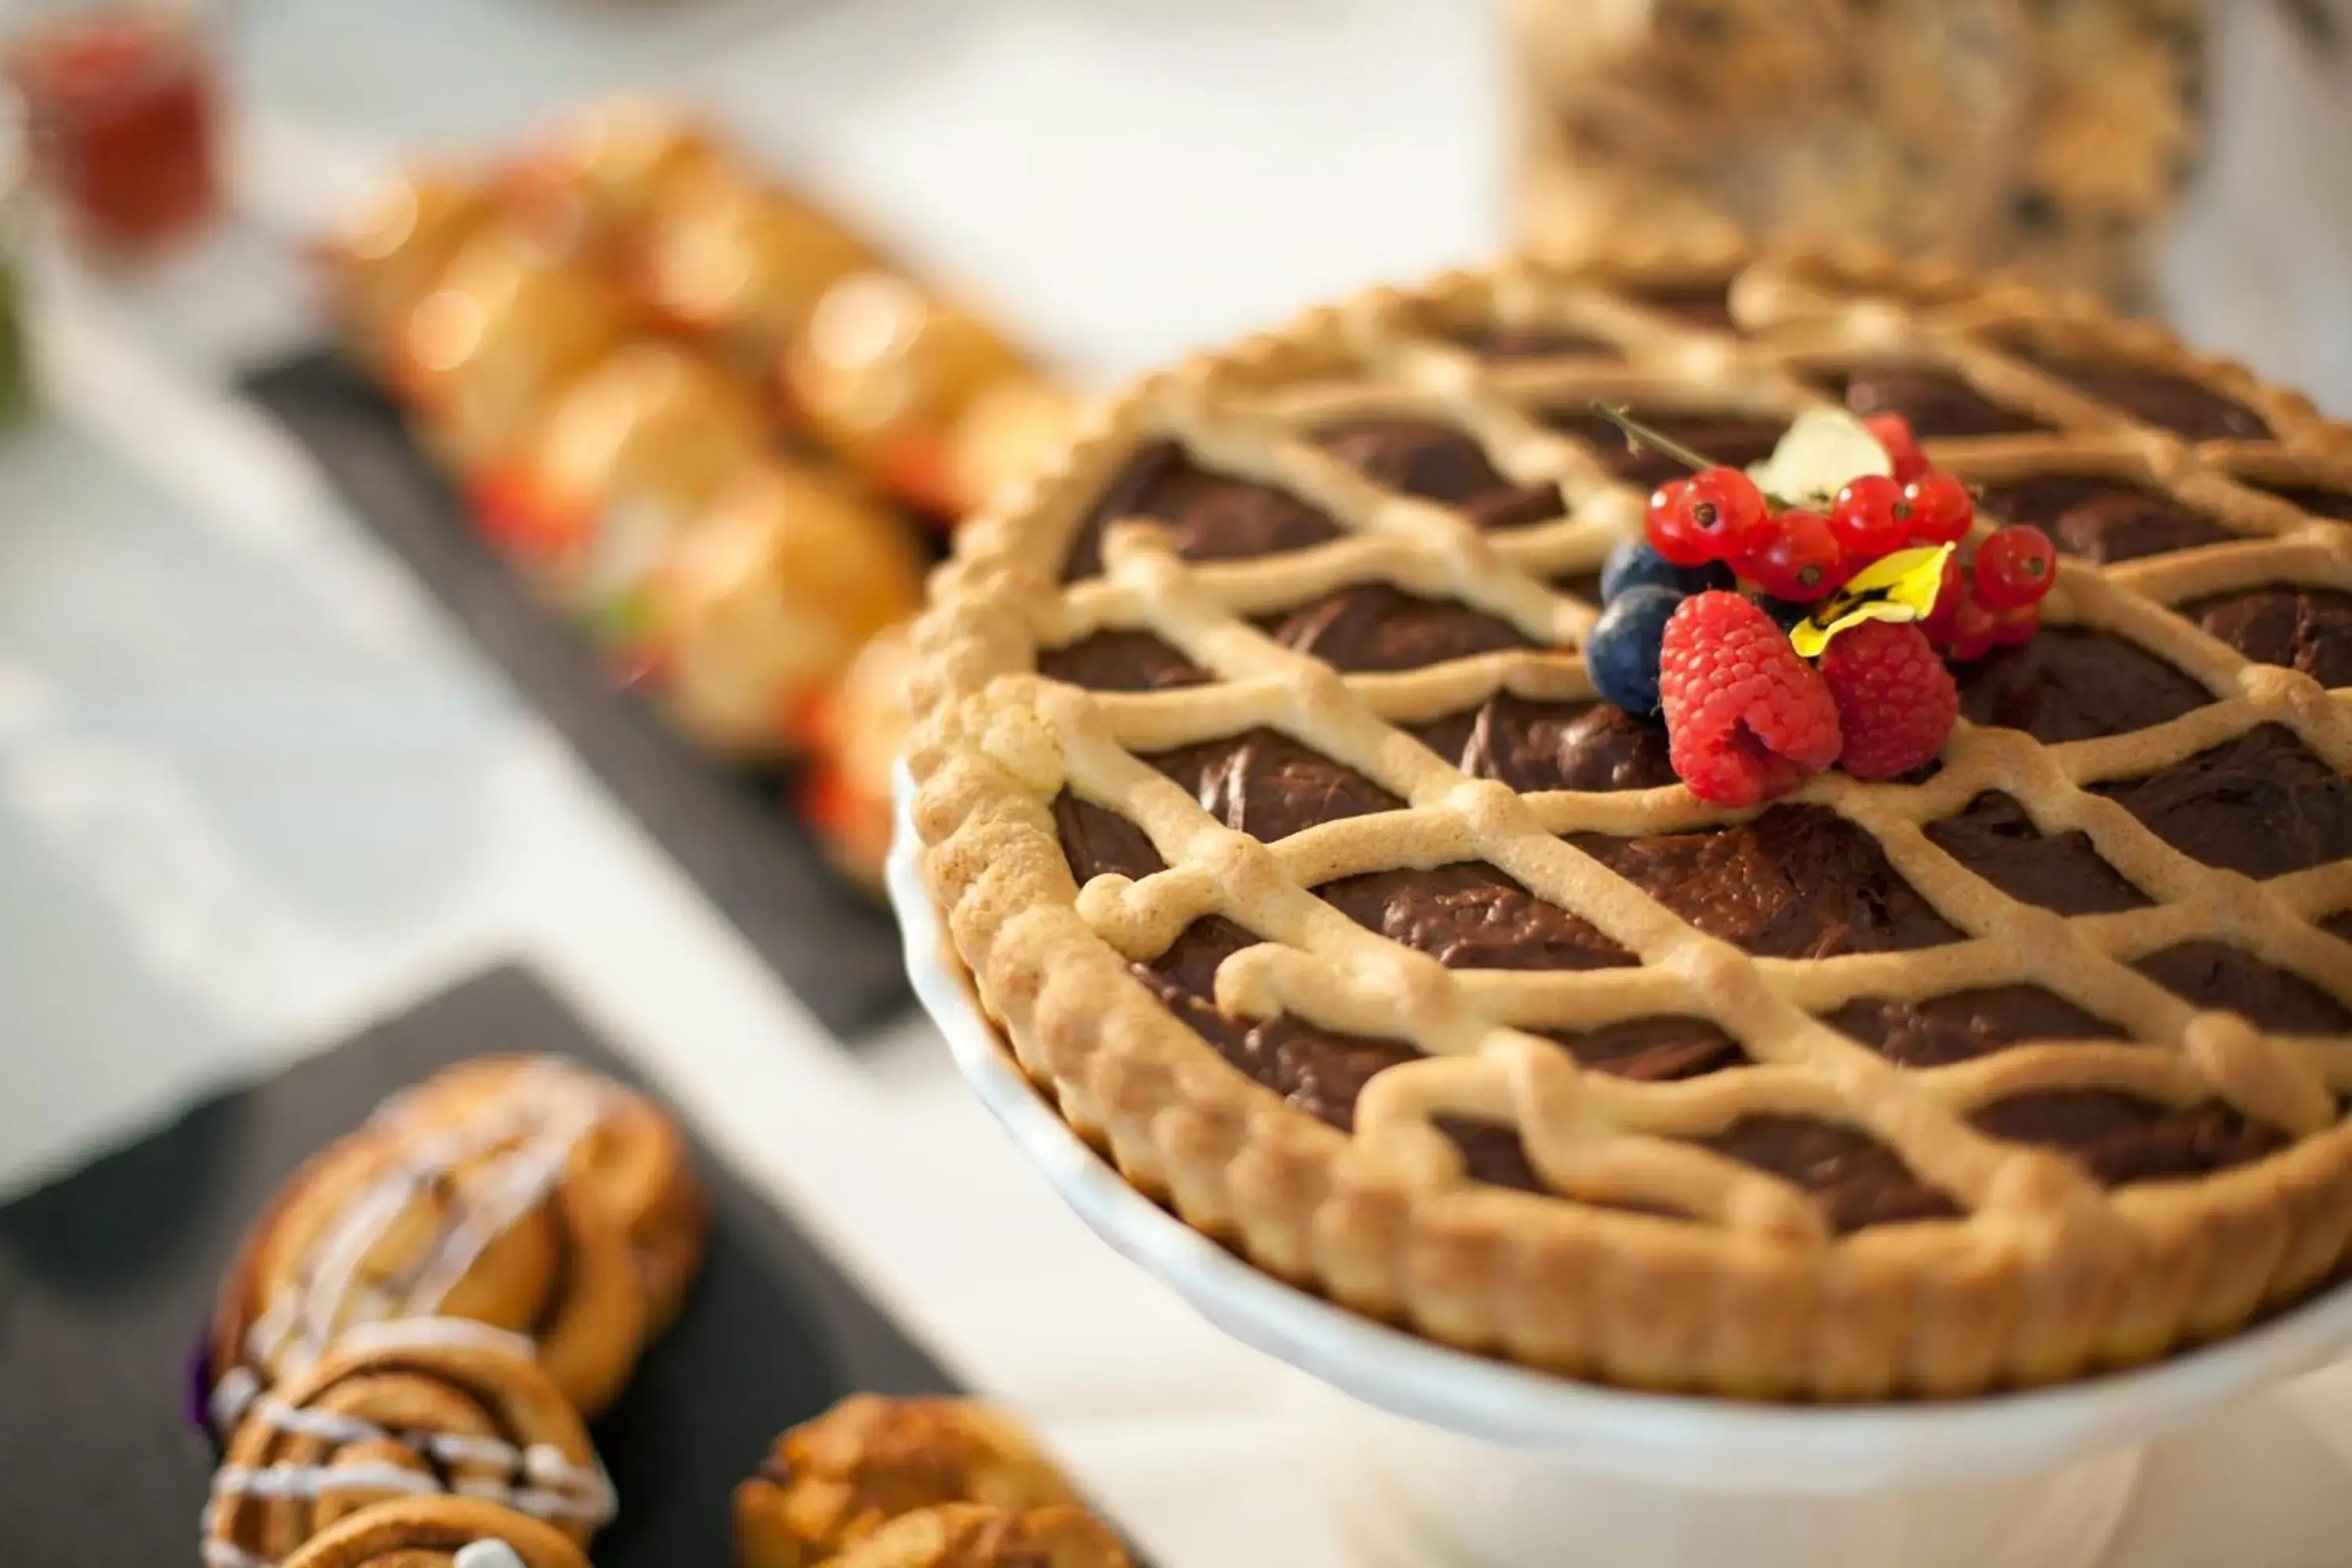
[8, 9, 221, 256]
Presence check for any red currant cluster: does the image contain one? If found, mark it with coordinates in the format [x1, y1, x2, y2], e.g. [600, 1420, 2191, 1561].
[1642, 412, 1972, 604]
[1918, 521, 2059, 661]
[1642, 412, 2057, 659]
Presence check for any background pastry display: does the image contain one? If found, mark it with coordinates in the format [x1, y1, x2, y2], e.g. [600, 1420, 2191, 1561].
[270, 1496, 593, 1568]
[196, 1057, 706, 1567]
[320, 96, 1076, 886]
[1509, 0, 2208, 305]
[734, 1396, 1127, 1568]
[205, 1321, 614, 1567]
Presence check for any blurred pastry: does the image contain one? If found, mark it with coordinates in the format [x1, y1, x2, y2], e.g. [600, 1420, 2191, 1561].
[819, 1505, 1130, 1568]
[801, 622, 916, 888]
[321, 169, 498, 365]
[1509, 0, 2205, 303]
[470, 340, 770, 629]
[648, 460, 925, 757]
[275, 1496, 591, 1568]
[783, 270, 1033, 519]
[633, 162, 873, 361]
[502, 93, 720, 260]
[389, 223, 627, 470]
[204, 1317, 614, 1566]
[375, 1057, 708, 1334]
[946, 378, 1079, 516]
[207, 1060, 656, 1428]
[734, 1396, 1082, 1568]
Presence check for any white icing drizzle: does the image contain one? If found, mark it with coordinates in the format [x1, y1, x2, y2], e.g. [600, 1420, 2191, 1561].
[333, 1316, 541, 1363]
[209, 1366, 264, 1433]
[454, 1542, 528, 1568]
[226, 1062, 613, 1397]
[214, 1461, 441, 1501]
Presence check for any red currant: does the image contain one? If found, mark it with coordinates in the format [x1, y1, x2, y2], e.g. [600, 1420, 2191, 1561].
[1737, 509, 1846, 602]
[1644, 478, 1713, 567]
[1671, 466, 1773, 561]
[1903, 470, 1975, 546]
[1919, 554, 1969, 644]
[1989, 603, 2042, 648]
[1863, 412, 1929, 484]
[1828, 474, 1911, 561]
[1943, 594, 2000, 662]
[1971, 524, 2058, 609]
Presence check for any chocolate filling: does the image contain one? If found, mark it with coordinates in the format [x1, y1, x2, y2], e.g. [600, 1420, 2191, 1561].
[1566, 806, 1962, 959]
[1925, 793, 2151, 916]
[1456, 325, 1613, 360]
[1261, 583, 1534, 672]
[1632, 280, 1740, 332]
[2251, 482, 2352, 522]
[2029, 358, 2270, 441]
[1831, 366, 2045, 439]
[2092, 725, 2352, 880]
[1407, 693, 1678, 794]
[1039, 630, 1208, 692]
[2182, 586, 2352, 690]
[1971, 1092, 2286, 1185]
[1828, 986, 2125, 1067]
[1063, 441, 1341, 580]
[1976, 477, 2235, 564]
[2133, 942, 2352, 1034]
[1956, 626, 2211, 744]
[1316, 862, 1632, 971]
[1316, 418, 1564, 528]
[1145, 729, 1403, 844]
[1705, 1117, 1958, 1232]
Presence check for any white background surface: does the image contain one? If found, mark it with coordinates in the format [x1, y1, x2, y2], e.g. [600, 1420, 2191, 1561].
[2, 2, 2350, 1565]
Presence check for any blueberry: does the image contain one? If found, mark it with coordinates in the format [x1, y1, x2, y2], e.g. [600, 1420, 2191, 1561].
[1585, 585, 1685, 718]
[1757, 594, 1812, 631]
[1599, 539, 1734, 602]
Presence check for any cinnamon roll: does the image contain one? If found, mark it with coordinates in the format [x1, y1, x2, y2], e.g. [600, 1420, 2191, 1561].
[821, 1505, 1131, 1568]
[204, 1318, 612, 1568]
[734, 1396, 1081, 1568]
[377, 1057, 707, 1333]
[207, 1061, 653, 1427]
[274, 1497, 590, 1568]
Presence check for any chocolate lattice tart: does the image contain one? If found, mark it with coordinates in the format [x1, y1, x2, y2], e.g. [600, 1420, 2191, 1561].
[908, 246, 2352, 1400]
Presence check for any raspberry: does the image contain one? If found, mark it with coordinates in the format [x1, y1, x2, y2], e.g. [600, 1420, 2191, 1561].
[1658, 592, 1842, 807]
[1819, 621, 1958, 780]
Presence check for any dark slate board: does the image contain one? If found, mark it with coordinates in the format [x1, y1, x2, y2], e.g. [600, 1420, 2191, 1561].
[240, 352, 909, 1040]
[0, 964, 955, 1568]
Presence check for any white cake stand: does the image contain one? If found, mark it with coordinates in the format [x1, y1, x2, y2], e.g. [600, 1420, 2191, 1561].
[886, 774, 2352, 1568]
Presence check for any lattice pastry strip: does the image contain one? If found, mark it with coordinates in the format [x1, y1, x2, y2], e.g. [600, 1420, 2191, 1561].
[913, 249, 2352, 1396]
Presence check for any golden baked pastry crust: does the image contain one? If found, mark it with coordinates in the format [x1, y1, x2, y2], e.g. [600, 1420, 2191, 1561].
[909, 244, 2352, 1400]
[735, 1395, 1081, 1568]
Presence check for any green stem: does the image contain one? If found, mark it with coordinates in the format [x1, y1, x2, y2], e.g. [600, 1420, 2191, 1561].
[1588, 401, 1794, 509]
[1588, 402, 1719, 476]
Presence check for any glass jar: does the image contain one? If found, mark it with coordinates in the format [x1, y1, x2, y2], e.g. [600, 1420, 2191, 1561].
[4, 0, 226, 260]
[0, 100, 29, 425]
[1508, 0, 2207, 305]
